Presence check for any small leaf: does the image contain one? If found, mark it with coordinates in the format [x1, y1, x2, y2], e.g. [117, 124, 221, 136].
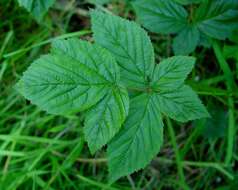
[108, 93, 163, 182]
[152, 56, 196, 91]
[84, 86, 129, 154]
[202, 105, 227, 139]
[198, 33, 211, 48]
[194, 0, 238, 40]
[91, 10, 155, 89]
[173, 25, 200, 55]
[132, 0, 188, 34]
[156, 85, 210, 122]
[17, 0, 55, 21]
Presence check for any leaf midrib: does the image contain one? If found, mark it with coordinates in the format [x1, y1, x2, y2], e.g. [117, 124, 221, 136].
[110, 94, 151, 168]
[52, 49, 114, 84]
[136, 4, 187, 23]
[96, 15, 146, 78]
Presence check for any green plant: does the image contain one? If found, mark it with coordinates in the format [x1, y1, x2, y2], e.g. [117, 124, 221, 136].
[16, 10, 209, 181]
[17, 0, 55, 22]
[223, 42, 238, 79]
[133, 0, 238, 55]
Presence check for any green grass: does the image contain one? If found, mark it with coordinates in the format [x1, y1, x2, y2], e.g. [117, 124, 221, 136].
[0, 0, 237, 189]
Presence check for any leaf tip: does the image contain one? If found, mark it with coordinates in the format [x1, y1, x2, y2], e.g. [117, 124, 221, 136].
[108, 167, 121, 183]
[87, 144, 98, 155]
[15, 79, 25, 95]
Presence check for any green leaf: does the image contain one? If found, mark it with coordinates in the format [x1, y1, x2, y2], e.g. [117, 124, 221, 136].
[152, 56, 196, 91]
[195, 0, 238, 39]
[108, 93, 163, 182]
[198, 32, 211, 48]
[156, 85, 210, 122]
[17, 38, 130, 154]
[202, 105, 227, 139]
[132, 0, 188, 34]
[173, 25, 200, 55]
[16, 39, 122, 115]
[84, 86, 129, 154]
[17, 0, 55, 21]
[229, 29, 238, 43]
[91, 10, 155, 89]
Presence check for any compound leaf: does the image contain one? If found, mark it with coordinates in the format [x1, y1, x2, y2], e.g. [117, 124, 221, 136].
[17, 0, 55, 21]
[16, 10, 211, 182]
[91, 10, 155, 89]
[84, 86, 129, 154]
[152, 56, 196, 91]
[156, 85, 210, 122]
[132, 0, 188, 34]
[108, 93, 163, 182]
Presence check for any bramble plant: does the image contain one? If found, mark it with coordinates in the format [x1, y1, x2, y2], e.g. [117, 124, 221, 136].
[133, 0, 238, 55]
[16, 10, 209, 181]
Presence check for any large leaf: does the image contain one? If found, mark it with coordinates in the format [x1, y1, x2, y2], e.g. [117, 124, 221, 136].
[91, 10, 155, 89]
[17, 39, 122, 115]
[172, 25, 200, 55]
[156, 85, 210, 122]
[84, 86, 129, 154]
[108, 93, 163, 182]
[132, 0, 188, 34]
[17, 39, 130, 153]
[195, 0, 238, 39]
[151, 56, 196, 91]
[17, 0, 55, 21]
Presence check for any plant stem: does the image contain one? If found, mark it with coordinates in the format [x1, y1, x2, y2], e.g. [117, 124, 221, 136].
[3, 30, 91, 58]
[166, 117, 190, 190]
[76, 174, 119, 190]
[182, 161, 234, 180]
[212, 40, 236, 165]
